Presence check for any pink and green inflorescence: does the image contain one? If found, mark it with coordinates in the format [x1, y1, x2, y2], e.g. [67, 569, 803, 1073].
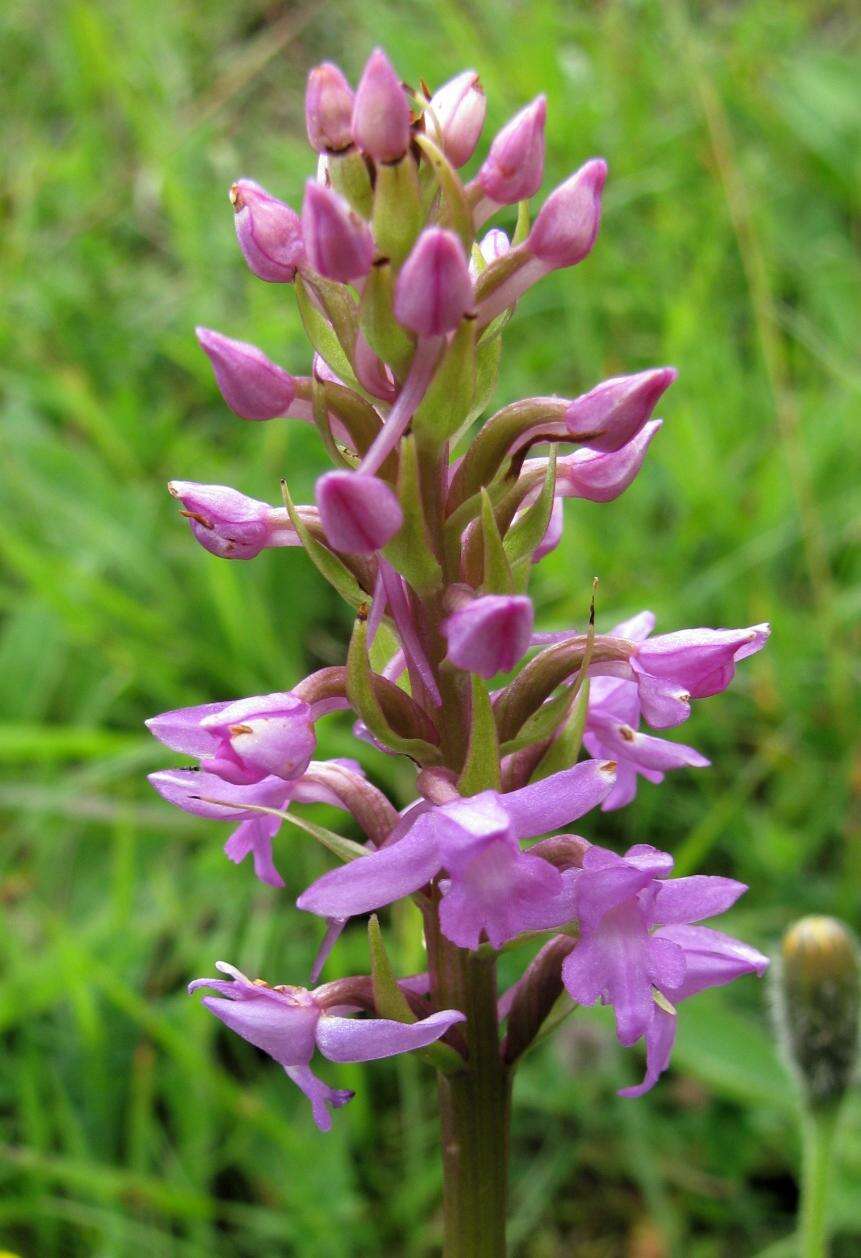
[149, 50, 770, 1137]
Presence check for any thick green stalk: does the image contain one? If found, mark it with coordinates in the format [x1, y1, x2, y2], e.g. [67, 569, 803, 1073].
[799, 1109, 838, 1258]
[428, 921, 511, 1258]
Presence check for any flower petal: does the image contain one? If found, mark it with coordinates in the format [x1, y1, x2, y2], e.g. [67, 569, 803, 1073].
[223, 816, 284, 888]
[618, 1004, 677, 1098]
[650, 876, 747, 927]
[296, 816, 441, 918]
[145, 702, 229, 756]
[284, 1064, 354, 1131]
[656, 924, 769, 999]
[148, 769, 290, 819]
[315, 1009, 465, 1063]
[501, 758, 617, 840]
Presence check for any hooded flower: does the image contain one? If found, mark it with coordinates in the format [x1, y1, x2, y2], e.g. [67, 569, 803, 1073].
[190, 962, 465, 1129]
[298, 759, 617, 949]
[147, 693, 317, 786]
[582, 610, 768, 807]
[558, 842, 768, 1093]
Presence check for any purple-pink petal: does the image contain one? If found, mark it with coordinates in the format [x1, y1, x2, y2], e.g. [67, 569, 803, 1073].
[223, 816, 285, 887]
[146, 701, 229, 757]
[315, 1008, 465, 1063]
[501, 758, 617, 839]
[650, 876, 747, 927]
[285, 1064, 354, 1131]
[297, 817, 442, 918]
[443, 594, 534, 678]
[147, 769, 290, 819]
[617, 1005, 677, 1098]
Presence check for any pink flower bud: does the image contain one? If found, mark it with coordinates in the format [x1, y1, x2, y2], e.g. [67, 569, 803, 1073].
[477, 96, 546, 205]
[316, 471, 403, 554]
[230, 179, 304, 283]
[566, 368, 677, 453]
[427, 70, 486, 167]
[306, 61, 355, 153]
[555, 420, 662, 502]
[352, 48, 411, 163]
[528, 158, 607, 268]
[394, 229, 473, 336]
[195, 327, 296, 420]
[301, 181, 374, 282]
[444, 594, 534, 678]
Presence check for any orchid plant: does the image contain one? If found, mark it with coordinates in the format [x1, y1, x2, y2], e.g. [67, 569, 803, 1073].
[148, 49, 771, 1254]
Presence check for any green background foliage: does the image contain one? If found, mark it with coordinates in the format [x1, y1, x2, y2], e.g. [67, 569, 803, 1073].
[1, 0, 858, 1253]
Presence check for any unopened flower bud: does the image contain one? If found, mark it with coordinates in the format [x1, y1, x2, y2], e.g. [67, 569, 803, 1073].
[352, 48, 411, 163]
[427, 70, 486, 167]
[196, 328, 296, 420]
[230, 179, 304, 283]
[316, 470, 404, 554]
[306, 61, 354, 153]
[566, 367, 677, 453]
[477, 96, 546, 205]
[779, 916, 860, 1111]
[394, 229, 473, 336]
[443, 594, 534, 677]
[528, 158, 607, 269]
[301, 182, 374, 283]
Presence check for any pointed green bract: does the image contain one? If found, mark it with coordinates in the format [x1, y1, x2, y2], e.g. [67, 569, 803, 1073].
[383, 436, 443, 593]
[347, 617, 441, 763]
[480, 489, 514, 593]
[458, 676, 501, 794]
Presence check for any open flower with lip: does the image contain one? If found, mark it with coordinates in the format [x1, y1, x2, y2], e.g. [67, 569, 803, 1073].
[555, 842, 768, 1093]
[147, 692, 316, 785]
[588, 611, 771, 731]
[190, 962, 465, 1129]
[298, 759, 617, 950]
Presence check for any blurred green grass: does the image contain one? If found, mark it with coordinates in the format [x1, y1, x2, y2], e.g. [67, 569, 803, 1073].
[1, 0, 859, 1253]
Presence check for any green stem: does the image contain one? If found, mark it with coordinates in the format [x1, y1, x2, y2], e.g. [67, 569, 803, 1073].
[799, 1108, 838, 1258]
[431, 930, 511, 1258]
